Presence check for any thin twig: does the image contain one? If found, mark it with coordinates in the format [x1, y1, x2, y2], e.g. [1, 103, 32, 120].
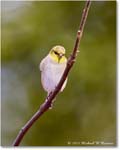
[12, 0, 91, 146]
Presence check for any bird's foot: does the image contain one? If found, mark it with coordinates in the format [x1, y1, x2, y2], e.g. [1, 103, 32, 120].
[45, 91, 54, 109]
[46, 91, 53, 101]
[49, 103, 53, 109]
[49, 97, 56, 109]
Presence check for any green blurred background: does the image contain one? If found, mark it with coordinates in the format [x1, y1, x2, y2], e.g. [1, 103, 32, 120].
[1, 1, 116, 146]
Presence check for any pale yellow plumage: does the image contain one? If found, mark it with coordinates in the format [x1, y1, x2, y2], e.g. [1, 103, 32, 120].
[39, 45, 67, 95]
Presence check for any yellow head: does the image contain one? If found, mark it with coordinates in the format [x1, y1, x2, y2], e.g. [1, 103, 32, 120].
[49, 45, 67, 63]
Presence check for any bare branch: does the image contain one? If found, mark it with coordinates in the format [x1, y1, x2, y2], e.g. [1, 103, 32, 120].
[12, 0, 91, 146]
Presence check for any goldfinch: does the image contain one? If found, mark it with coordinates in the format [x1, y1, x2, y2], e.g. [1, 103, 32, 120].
[39, 45, 67, 96]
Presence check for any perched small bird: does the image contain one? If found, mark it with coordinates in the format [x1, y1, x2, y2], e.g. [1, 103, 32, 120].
[39, 45, 68, 97]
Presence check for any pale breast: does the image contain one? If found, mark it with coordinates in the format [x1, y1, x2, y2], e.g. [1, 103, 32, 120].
[41, 56, 67, 93]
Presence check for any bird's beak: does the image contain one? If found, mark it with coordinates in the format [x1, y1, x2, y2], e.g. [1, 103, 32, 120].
[58, 53, 63, 63]
[60, 53, 63, 58]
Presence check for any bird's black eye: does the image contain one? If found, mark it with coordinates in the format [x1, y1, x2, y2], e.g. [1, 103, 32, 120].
[54, 51, 59, 55]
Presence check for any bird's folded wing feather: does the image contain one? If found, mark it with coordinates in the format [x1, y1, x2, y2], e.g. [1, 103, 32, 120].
[39, 58, 46, 71]
[39, 57, 48, 71]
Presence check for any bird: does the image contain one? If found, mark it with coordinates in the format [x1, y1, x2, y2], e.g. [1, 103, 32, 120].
[39, 45, 68, 102]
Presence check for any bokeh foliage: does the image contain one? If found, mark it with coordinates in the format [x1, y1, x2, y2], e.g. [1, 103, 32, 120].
[1, 1, 116, 146]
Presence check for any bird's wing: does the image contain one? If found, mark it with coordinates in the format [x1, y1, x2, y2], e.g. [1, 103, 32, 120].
[39, 57, 47, 71]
